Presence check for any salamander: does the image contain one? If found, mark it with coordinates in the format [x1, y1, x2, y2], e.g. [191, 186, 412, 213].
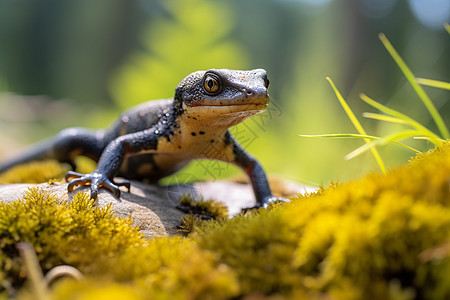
[0, 69, 287, 209]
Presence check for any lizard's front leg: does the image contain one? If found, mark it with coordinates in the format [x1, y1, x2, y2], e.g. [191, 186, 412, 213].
[230, 137, 289, 209]
[65, 129, 159, 200]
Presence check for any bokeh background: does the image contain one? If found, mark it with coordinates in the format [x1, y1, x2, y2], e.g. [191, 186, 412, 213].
[0, 0, 448, 186]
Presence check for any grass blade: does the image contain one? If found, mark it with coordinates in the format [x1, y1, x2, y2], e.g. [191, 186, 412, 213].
[363, 112, 408, 124]
[416, 78, 450, 90]
[326, 78, 365, 134]
[326, 77, 386, 174]
[345, 130, 421, 160]
[360, 93, 444, 145]
[379, 33, 449, 139]
[413, 136, 433, 141]
[299, 133, 380, 139]
[300, 133, 420, 154]
[445, 23, 450, 34]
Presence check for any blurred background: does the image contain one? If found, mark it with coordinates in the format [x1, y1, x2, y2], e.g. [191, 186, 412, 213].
[0, 0, 448, 186]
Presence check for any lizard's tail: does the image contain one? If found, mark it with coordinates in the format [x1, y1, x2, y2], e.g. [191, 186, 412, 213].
[0, 139, 54, 174]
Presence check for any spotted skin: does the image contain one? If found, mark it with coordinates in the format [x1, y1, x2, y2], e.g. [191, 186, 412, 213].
[0, 69, 287, 209]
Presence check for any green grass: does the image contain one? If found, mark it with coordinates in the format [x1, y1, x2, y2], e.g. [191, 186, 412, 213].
[300, 33, 449, 171]
[416, 78, 450, 90]
[325, 77, 386, 174]
[378, 33, 448, 140]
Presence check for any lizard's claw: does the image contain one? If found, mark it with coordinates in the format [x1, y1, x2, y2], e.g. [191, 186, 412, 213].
[261, 196, 290, 209]
[65, 171, 130, 200]
[242, 195, 290, 212]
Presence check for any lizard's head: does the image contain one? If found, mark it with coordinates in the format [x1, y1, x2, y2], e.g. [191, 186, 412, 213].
[175, 69, 270, 127]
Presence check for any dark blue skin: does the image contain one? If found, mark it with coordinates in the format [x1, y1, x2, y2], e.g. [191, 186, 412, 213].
[0, 69, 286, 209]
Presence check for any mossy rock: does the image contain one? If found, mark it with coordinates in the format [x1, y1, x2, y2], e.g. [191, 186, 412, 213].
[0, 177, 309, 240]
[1, 142, 450, 299]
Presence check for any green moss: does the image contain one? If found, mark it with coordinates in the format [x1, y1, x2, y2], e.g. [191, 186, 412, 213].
[1, 142, 450, 299]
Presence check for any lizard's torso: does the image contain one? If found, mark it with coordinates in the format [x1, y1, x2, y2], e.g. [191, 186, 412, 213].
[106, 99, 234, 181]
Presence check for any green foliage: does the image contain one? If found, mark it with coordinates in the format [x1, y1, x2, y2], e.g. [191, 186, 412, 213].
[1, 143, 450, 299]
[301, 33, 449, 171]
[416, 78, 450, 90]
[325, 77, 386, 174]
[0, 73, 8, 93]
[110, 0, 247, 110]
[378, 33, 448, 139]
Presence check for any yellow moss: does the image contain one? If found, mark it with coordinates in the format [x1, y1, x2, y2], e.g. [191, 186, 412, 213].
[1, 142, 450, 299]
[178, 194, 228, 219]
[178, 213, 207, 235]
[197, 208, 302, 295]
[0, 189, 238, 299]
[0, 156, 97, 184]
[0, 160, 69, 184]
[0, 188, 144, 293]
[48, 237, 239, 300]
[197, 142, 450, 298]
[282, 142, 450, 298]
[36, 281, 144, 300]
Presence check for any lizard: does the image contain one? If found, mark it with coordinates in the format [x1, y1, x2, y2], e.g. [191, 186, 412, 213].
[0, 69, 287, 209]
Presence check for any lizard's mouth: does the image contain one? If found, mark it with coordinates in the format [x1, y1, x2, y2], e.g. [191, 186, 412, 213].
[192, 103, 268, 116]
[201, 103, 267, 110]
[186, 91, 269, 110]
[182, 102, 267, 127]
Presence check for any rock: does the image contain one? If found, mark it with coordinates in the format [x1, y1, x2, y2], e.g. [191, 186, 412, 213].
[0, 178, 314, 237]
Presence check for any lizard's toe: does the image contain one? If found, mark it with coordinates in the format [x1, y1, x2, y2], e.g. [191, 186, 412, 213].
[65, 171, 85, 182]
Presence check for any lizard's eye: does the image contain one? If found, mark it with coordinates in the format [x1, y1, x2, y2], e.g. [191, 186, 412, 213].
[203, 74, 221, 94]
